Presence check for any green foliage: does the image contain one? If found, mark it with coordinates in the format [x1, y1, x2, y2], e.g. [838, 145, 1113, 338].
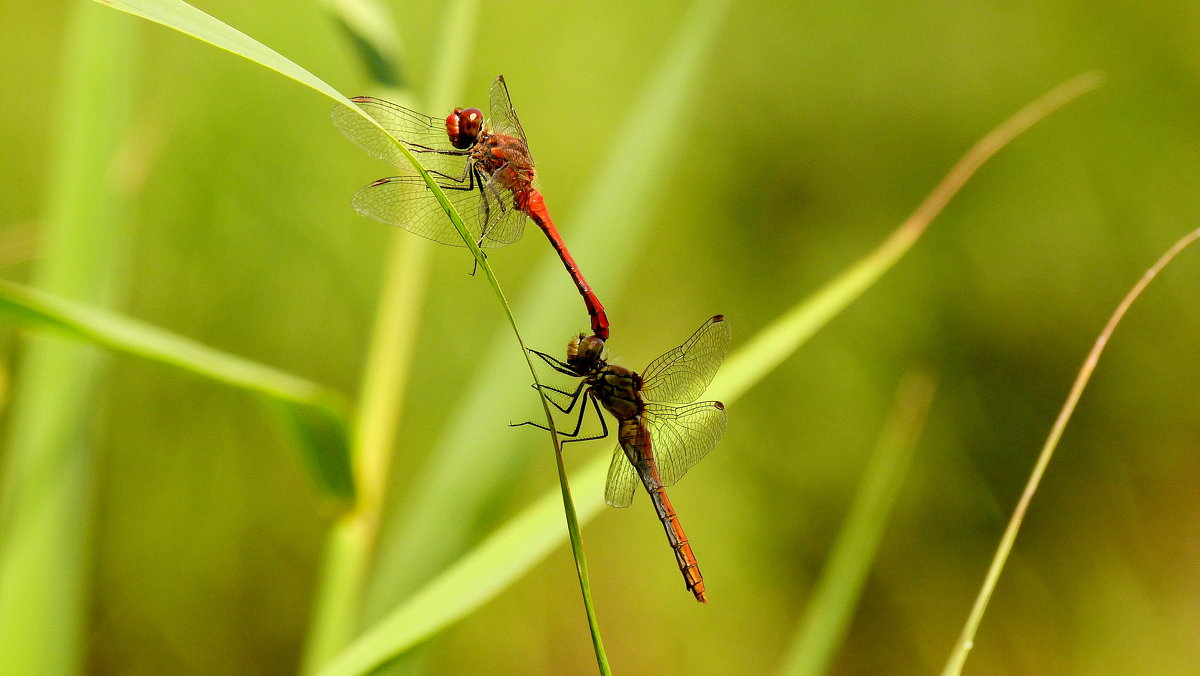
[0, 279, 354, 499]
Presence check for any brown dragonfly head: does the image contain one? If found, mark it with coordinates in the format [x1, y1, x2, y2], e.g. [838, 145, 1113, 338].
[445, 107, 484, 149]
[565, 332, 606, 375]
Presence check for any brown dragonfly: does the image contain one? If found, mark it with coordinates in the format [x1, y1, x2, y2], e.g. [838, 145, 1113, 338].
[517, 316, 730, 602]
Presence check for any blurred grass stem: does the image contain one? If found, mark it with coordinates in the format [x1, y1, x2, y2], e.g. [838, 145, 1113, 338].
[782, 371, 936, 675]
[0, 5, 134, 674]
[942, 227, 1200, 675]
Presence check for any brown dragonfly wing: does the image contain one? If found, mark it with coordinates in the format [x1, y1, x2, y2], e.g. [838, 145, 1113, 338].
[643, 401, 728, 487]
[640, 315, 731, 404]
[604, 442, 639, 508]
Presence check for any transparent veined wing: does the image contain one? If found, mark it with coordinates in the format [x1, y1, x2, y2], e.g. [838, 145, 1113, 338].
[640, 315, 730, 404]
[604, 443, 639, 508]
[332, 98, 470, 181]
[488, 75, 529, 147]
[644, 401, 727, 487]
[351, 175, 520, 248]
[474, 170, 528, 246]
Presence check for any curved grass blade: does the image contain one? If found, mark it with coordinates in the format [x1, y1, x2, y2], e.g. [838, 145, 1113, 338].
[711, 72, 1105, 402]
[0, 279, 354, 501]
[87, 0, 490, 492]
[95, 0, 346, 102]
[90, 1, 464, 252]
[941, 227, 1200, 675]
[315, 458, 611, 676]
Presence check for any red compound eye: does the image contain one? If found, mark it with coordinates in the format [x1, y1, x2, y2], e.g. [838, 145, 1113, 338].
[445, 107, 483, 149]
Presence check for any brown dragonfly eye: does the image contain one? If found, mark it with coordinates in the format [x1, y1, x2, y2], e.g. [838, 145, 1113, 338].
[445, 107, 483, 149]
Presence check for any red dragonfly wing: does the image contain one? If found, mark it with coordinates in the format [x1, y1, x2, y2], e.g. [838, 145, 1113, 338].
[332, 98, 470, 181]
[643, 401, 727, 488]
[640, 315, 731, 404]
[352, 176, 521, 247]
[488, 75, 530, 147]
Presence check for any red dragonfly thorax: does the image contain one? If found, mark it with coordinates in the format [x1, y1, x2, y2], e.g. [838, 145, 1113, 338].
[476, 134, 535, 193]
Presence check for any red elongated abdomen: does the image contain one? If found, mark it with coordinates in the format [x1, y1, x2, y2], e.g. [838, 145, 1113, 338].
[517, 189, 610, 340]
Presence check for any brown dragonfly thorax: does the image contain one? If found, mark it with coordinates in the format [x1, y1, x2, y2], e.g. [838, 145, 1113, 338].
[561, 332, 644, 420]
[589, 364, 644, 421]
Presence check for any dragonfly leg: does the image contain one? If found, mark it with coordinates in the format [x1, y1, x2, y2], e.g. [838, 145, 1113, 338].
[534, 381, 586, 414]
[452, 168, 493, 277]
[560, 395, 609, 446]
[472, 169, 494, 252]
[512, 389, 609, 445]
[424, 169, 472, 187]
[401, 142, 470, 159]
[528, 349, 578, 377]
[476, 164, 515, 248]
[510, 382, 584, 433]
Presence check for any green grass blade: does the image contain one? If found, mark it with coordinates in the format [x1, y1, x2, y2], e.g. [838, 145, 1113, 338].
[463, 248, 614, 674]
[318, 0, 406, 88]
[88, 1, 446, 215]
[941, 227, 1200, 675]
[0, 5, 135, 673]
[0, 280, 354, 500]
[95, 0, 346, 101]
[315, 458, 611, 676]
[781, 372, 937, 675]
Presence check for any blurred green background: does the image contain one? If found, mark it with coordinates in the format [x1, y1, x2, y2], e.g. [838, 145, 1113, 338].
[3, 0, 1200, 674]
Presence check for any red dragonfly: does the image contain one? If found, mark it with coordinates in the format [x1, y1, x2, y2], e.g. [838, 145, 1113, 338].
[517, 316, 730, 602]
[331, 76, 609, 340]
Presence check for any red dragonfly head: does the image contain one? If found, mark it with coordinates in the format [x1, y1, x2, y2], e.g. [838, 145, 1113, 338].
[445, 107, 484, 149]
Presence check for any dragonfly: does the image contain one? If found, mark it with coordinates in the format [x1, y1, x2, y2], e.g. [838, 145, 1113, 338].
[516, 315, 730, 602]
[331, 75, 610, 340]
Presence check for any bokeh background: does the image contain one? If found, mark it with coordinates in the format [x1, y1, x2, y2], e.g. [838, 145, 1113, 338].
[3, 1, 1200, 674]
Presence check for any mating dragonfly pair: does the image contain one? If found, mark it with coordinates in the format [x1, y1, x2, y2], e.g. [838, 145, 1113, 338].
[333, 77, 729, 603]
